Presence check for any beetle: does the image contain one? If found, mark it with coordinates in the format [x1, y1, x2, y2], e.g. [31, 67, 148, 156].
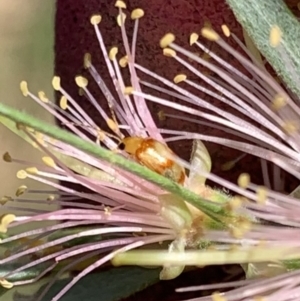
[120, 137, 186, 184]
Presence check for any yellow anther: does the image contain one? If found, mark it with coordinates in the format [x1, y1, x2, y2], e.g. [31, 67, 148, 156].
[221, 24, 230, 37]
[271, 94, 287, 110]
[17, 170, 27, 179]
[84, 53, 92, 69]
[26, 167, 39, 174]
[109, 47, 118, 60]
[115, 0, 126, 9]
[174, 74, 187, 84]
[163, 48, 176, 57]
[119, 55, 128, 67]
[75, 76, 88, 88]
[20, 81, 29, 96]
[160, 33, 175, 48]
[117, 12, 126, 26]
[42, 156, 56, 168]
[107, 118, 118, 132]
[35, 134, 46, 149]
[201, 27, 220, 41]
[0, 196, 12, 205]
[256, 186, 268, 204]
[131, 8, 144, 20]
[124, 86, 134, 95]
[15, 185, 27, 197]
[237, 173, 250, 188]
[60, 96, 68, 110]
[0, 278, 13, 289]
[0, 214, 16, 233]
[90, 15, 102, 25]
[52, 76, 61, 90]
[189, 33, 199, 45]
[38, 91, 49, 103]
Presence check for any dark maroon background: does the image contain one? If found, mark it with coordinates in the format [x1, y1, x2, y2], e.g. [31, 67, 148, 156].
[55, 0, 299, 299]
[55, 0, 259, 187]
[54, 0, 300, 192]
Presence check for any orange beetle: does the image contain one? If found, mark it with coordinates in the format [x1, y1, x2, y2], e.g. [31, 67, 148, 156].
[121, 137, 186, 184]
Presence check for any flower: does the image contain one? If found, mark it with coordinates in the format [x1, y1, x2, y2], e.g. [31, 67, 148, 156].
[2, 1, 300, 301]
[55, 0, 255, 186]
[0, 2, 232, 299]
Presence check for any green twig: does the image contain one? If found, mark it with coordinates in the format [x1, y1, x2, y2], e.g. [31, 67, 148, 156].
[0, 103, 226, 221]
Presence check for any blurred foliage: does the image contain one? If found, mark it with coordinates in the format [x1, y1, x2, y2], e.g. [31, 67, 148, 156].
[0, 1, 55, 300]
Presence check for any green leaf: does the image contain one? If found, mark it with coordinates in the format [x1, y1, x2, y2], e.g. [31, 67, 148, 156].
[0, 263, 50, 283]
[0, 286, 8, 298]
[226, 0, 300, 95]
[14, 267, 160, 301]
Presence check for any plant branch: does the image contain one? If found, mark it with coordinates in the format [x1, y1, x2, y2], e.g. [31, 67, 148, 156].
[0, 102, 227, 221]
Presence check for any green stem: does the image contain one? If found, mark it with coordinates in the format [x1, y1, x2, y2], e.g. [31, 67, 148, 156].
[226, 0, 300, 95]
[0, 103, 226, 221]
